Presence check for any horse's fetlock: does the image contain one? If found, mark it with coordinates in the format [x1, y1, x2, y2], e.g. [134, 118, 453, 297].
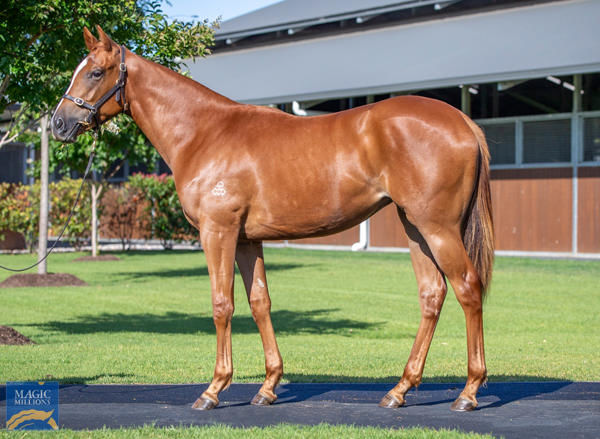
[468, 365, 487, 383]
[267, 362, 283, 378]
[402, 365, 423, 387]
[215, 366, 233, 382]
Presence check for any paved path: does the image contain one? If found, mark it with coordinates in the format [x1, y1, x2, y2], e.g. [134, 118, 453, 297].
[1, 382, 599, 437]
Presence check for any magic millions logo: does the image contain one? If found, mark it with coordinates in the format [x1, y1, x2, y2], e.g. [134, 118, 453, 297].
[6, 382, 59, 430]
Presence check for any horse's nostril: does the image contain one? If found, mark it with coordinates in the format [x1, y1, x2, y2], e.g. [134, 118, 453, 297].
[55, 117, 65, 132]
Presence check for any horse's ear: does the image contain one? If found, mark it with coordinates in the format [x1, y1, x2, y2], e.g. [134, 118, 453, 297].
[96, 25, 114, 51]
[83, 26, 98, 51]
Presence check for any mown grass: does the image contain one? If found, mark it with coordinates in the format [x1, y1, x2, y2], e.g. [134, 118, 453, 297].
[0, 248, 598, 385]
[1, 248, 597, 437]
[0, 424, 494, 438]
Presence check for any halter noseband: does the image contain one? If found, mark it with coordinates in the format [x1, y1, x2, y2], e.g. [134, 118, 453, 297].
[62, 45, 128, 131]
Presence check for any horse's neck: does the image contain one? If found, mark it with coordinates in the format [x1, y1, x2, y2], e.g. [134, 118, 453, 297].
[125, 53, 237, 171]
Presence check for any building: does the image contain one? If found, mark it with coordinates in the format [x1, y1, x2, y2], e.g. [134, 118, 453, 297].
[0, 105, 34, 185]
[188, 0, 600, 256]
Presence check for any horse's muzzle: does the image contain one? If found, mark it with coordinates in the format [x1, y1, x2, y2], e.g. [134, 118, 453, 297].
[51, 114, 82, 143]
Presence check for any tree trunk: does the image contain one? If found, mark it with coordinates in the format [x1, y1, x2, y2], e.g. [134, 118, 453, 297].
[37, 115, 49, 275]
[90, 182, 103, 257]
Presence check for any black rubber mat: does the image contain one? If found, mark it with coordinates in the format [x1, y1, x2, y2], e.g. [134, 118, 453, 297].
[2, 382, 599, 438]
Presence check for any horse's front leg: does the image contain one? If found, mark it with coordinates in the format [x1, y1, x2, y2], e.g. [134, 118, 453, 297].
[192, 224, 238, 410]
[236, 240, 283, 405]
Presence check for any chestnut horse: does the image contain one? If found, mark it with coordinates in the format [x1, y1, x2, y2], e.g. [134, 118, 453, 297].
[52, 26, 494, 412]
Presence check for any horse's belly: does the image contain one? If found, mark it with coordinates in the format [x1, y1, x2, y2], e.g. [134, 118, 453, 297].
[241, 195, 390, 241]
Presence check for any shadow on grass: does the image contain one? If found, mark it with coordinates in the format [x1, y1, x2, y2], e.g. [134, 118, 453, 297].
[107, 262, 309, 281]
[21, 309, 384, 336]
[41, 373, 135, 384]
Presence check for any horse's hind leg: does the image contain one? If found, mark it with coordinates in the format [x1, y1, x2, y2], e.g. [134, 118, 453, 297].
[380, 210, 448, 408]
[236, 241, 283, 405]
[416, 223, 487, 411]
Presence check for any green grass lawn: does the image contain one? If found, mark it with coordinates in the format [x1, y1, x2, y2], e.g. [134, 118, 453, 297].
[0, 424, 494, 439]
[0, 248, 598, 437]
[1, 248, 598, 384]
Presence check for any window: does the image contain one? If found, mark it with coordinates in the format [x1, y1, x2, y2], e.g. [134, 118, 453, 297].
[523, 119, 571, 164]
[583, 116, 600, 162]
[483, 123, 515, 165]
[582, 74, 600, 112]
[0, 144, 25, 183]
[472, 77, 574, 119]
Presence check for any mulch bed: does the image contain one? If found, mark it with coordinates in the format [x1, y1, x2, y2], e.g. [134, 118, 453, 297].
[73, 254, 120, 262]
[0, 326, 35, 345]
[0, 273, 88, 288]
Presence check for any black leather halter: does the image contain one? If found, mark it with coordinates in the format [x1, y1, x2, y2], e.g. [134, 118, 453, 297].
[62, 45, 128, 130]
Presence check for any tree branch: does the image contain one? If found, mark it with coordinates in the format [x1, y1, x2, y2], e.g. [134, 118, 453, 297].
[0, 109, 48, 149]
[103, 151, 130, 181]
[0, 74, 10, 98]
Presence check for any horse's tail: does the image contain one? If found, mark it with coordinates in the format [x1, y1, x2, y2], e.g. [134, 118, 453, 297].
[461, 114, 495, 298]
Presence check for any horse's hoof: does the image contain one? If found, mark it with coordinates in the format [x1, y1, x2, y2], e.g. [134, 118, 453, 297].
[378, 393, 405, 408]
[251, 392, 275, 406]
[191, 396, 218, 410]
[450, 396, 477, 412]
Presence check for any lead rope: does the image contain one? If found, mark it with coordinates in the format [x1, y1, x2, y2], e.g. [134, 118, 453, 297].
[0, 134, 97, 273]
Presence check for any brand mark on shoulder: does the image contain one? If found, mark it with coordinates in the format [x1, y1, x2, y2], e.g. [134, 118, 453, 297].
[212, 181, 226, 197]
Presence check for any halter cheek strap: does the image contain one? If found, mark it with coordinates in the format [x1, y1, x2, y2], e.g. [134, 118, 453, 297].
[62, 45, 128, 130]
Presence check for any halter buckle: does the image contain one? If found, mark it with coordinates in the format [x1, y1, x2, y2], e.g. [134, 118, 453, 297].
[74, 97, 84, 106]
[119, 63, 127, 72]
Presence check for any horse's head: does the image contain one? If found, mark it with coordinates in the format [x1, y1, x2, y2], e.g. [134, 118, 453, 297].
[51, 25, 127, 143]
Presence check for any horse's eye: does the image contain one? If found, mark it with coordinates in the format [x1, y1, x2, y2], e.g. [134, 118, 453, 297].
[91, 70, 104, 79]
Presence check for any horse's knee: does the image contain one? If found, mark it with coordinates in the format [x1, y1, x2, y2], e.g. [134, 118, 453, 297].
[213, 294, 234, 325]
[419, 281, 447, 320]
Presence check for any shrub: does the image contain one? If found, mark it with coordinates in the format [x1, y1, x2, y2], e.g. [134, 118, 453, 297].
[129, 173, 197, 249]
[0, 179, 90, 251]
[48, 178, 92, 250]
[0, 182, 37, 250]
[100, 184, 150, 250]
[0, 174, 197, 252]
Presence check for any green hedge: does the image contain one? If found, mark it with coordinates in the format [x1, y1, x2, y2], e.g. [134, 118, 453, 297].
[0, 178, 91, 250]
[0, 174, 197, 251]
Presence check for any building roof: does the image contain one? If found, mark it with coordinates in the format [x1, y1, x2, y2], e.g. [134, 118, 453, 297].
[216, 0, 462, 40]
[190, 0, 600, 105]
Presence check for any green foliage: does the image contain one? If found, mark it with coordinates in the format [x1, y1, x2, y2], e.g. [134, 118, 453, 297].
[1, 0, 216, 183]
[0, 0, 216, 115]
[0, 182, 36, 245]
[22, 115, 157, 180]
[129, 173, 196, 248]
[0, 179, 90, 250]
[48, 178, 92, 249]
[0, 173, 196, 251]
